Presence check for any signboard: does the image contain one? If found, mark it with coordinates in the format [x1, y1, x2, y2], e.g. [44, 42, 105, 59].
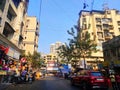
[7, 47, 14, 57]
[20, 57, 26, 63]
[103, 61, 109, 66]
[68, 64, 71, 69]
[0, 70, 7, 75]
[114, 60, 120, 65]
[13, 51, 20, 59]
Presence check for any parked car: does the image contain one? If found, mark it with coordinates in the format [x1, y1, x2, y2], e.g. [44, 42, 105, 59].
[70, 70, 109, 90]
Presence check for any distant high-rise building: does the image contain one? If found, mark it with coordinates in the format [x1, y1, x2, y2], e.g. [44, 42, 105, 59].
[50, 42, 65, 54]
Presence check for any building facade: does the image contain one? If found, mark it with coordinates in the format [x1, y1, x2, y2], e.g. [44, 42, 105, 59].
[0, 0, 29, 61]
[78, 9, 120, 67]
[23, 16, 39, 55]
[102, 35, 120, 67]
[50, 41, 65, 55]
[43, 53, 58, 73]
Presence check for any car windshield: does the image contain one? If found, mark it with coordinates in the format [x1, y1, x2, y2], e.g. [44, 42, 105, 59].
[91, 72, 102, 76]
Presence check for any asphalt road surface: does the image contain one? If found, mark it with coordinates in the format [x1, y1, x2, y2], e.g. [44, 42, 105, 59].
[5, 76, 80, 90]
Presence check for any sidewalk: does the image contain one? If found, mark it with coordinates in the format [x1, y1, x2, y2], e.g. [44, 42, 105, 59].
[0, 83, 11, 90]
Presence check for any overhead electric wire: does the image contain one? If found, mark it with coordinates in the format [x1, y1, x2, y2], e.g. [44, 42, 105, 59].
[87, 0, 95, 29]
[51, 0, 76, 22]
[91, 0, 94, 11]
[39, 0, 42, 23]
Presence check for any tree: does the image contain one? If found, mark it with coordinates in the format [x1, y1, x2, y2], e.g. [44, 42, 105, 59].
[57, 25, 98, 69]
[57, 43, 73, 65]
[78, 31, 98, 69]
[21, 51, 45, 69]
[31, 51, 45, 68]
[67, 25, 98, 69]
[67, 26, 82, 67]
[57, 26, 81, 67]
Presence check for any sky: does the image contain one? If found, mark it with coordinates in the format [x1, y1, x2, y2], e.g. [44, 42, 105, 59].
[28, 0, 120, 54]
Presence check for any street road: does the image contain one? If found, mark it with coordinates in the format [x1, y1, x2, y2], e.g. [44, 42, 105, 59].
[5, 76, 80, 90]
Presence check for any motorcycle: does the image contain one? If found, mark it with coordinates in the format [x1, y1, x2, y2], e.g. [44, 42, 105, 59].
[28, 73, 33, 84]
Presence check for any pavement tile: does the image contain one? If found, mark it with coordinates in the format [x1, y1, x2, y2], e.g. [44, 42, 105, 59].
[0, 83, 11, 90]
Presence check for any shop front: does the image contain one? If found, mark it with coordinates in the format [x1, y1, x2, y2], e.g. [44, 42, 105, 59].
[0, 45, 9, 82]
[0, 44, 21, 83]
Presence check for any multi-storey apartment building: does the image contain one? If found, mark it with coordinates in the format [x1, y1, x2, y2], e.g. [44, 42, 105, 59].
[0, 0, 29, 61]
[78, 9, 120, 68]
[23, 16, 39, 55]
[0, 0, 29, 82]
[43, 53, 58, 73]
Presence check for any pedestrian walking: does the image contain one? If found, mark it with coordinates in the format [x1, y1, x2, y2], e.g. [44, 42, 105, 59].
[110, 72, 116, 90]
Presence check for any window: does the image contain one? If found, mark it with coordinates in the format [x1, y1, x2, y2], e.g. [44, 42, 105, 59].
[7, 11, 13, 21]
[107, 11, 111, 14]
[82, 18, 86, 22]
[96, 18, 101, 23]
[82, 24, 87, 29]
[0, 0, 5, 11]
[97, 33, 103, 39]
[117, 21, 120, 26]
[109, 25, 114, 30]
[26, 25, 28, 27]
[118, 28, 120, 32]
[103, 24, 109, 29]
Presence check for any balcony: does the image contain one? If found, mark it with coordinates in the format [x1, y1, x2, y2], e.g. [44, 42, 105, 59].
[109, 25, 114, 30]
[103, 24, 109, 30]
[6, 16, 15, 28]
[109, 30, 114, 33]
[3, 22, 15, 40]
[6, 6, 17, 28]
[0, 0, 5, 12]
[97, 33, 103, 40]
[23, 41, 34, 44]
[117, 21, 120, 26]
[102, 18, 112, 24]
[10, 0, 17, 15]
[96, 18, 101, 24]
[35, 31, 39, 36]
[104, 34, 112, 40]
[82, 24, 87, 30]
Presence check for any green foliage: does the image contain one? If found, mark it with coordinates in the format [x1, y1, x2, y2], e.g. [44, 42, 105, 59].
[57, 25, 98, 68]
[57, 43, 73, 64]
[23, 51, 45, 68]
[79, 31, 98, 57]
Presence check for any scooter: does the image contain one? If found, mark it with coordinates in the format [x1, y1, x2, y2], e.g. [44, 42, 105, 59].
[28, 74, 33, 84]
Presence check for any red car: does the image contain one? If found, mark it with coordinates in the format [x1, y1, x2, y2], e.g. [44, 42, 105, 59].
[70, 70, 109, 90]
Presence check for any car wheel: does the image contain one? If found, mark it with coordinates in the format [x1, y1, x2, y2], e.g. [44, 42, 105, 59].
[82, 82, 88, 90]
